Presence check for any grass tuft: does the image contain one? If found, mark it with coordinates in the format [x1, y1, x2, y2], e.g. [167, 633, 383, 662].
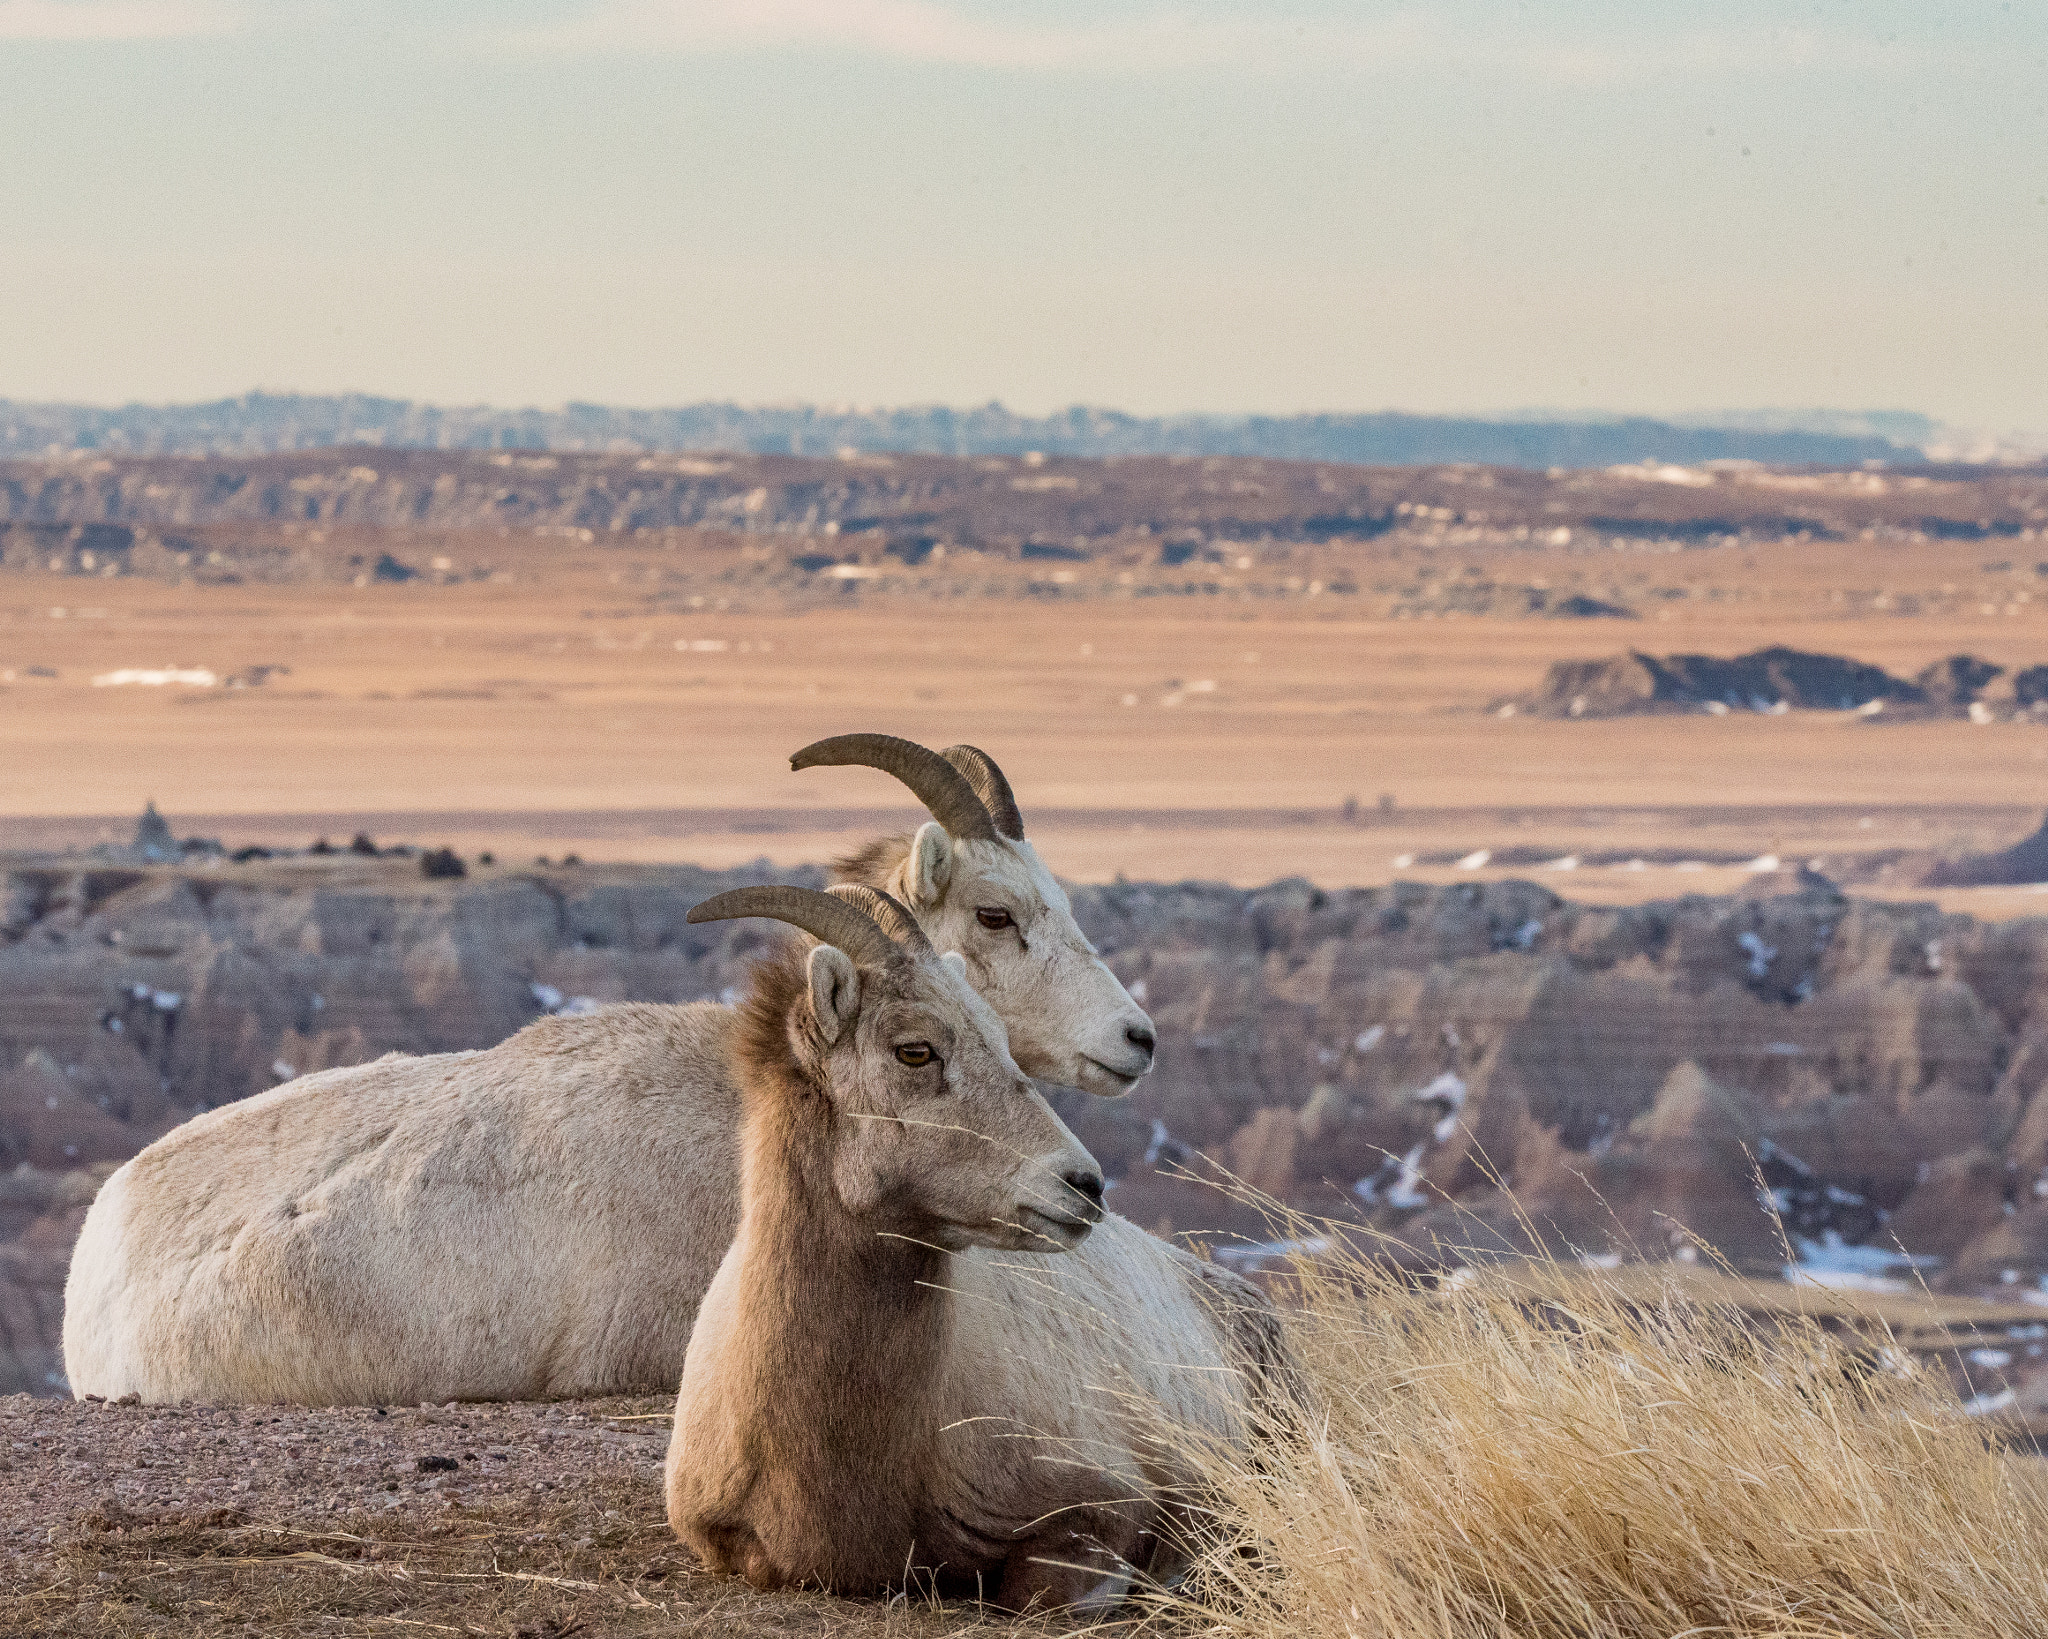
[1124, 1231, 2048, 1639]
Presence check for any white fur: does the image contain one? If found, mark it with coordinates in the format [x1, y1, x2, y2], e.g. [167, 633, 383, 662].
[64, 822, 1155, 1404]
[65, 1010, 742, 1403]
[877, 826, 1155, 1098]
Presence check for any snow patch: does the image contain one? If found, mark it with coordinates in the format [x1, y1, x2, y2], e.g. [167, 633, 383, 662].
[1361, 1142, 1432, 1210]
[1142, 1119, 1191, 1168]
[1783, 1232, 1935, 1296]
[1212, 1235, 1330, 1273]
[527, 983, 601, 1017]
[1411, 1072, 1468, 1142]
[93, 668, 218, 688]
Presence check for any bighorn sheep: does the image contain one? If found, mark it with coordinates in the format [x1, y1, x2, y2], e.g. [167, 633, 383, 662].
[62, 737, 1156, 1405]
[802, 735, 1156, 1097]
[667, 885, 1281, 1612]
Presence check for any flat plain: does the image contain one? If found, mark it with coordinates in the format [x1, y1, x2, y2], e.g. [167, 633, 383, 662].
[2, 448, 2046, 911]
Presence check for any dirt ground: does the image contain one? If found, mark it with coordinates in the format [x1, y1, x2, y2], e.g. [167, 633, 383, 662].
[3, 518, 2047, 907]
[0, 1394, 1048, 1638]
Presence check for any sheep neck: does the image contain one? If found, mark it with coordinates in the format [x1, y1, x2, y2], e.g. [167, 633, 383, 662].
[732, 1074, 954, 1476]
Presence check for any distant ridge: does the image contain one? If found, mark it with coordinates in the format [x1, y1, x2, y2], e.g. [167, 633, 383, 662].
[0, 393, 1928, 469]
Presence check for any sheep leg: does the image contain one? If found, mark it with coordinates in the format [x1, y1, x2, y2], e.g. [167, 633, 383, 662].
[683, 1520, 787, 1591]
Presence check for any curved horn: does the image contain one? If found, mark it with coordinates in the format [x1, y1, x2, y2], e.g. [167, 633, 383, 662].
[687, 885, 907, 969]
[790, 734, 999, 842]
[940, 745, 1025, 840]
[826, 884, 933, 957]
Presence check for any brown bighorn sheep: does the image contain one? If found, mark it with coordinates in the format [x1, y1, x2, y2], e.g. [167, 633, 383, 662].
[62, 739, 1157, 1405]
[667, 884, 1278, 1613]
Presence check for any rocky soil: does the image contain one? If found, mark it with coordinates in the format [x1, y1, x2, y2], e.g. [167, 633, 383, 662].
[0, 1393, 1017, 1637]
[0, 1395, 675, 1547]
[8, 850, 2048, 1398]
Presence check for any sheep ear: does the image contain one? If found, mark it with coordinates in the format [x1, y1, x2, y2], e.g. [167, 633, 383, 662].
[806, 945, 861, 1045]
[940, 950, 967, 980]
[905, 821, 953, 909]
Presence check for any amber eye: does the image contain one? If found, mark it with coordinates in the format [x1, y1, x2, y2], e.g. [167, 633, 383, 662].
[895, 1042, 935, 1067]
[976, 907, 1014, 931]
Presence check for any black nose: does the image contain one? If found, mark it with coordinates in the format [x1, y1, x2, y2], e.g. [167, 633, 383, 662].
[1124, 1024, 1156, 1057]
[1063, 1169, 1107, 1213]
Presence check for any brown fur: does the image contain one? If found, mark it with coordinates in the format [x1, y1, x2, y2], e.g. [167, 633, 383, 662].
[830, 833, 916, 892]
[732, 940, 817, 1099]
[665, 928, 1276, 1614]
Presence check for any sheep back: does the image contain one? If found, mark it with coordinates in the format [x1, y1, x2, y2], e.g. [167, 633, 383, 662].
[62, 1002, 741, 1405]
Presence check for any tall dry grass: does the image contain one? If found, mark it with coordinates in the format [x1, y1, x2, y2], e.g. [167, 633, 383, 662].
[1140, 1245, 2048, 1639]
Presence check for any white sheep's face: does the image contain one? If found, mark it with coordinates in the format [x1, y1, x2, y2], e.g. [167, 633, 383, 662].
[804, 943, 1107, 1254]
[887, 824, 1156, 1099]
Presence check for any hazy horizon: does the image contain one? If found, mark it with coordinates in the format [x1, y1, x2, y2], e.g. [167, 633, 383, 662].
[3, 391, 1979, 467]
[0, 388, 1945, 429]
[3, 1, 2043, 429]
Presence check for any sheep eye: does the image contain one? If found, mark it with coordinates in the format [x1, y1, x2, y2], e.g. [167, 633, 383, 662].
[895, 1042, 935, 1067]
[975, 907, 1013, 931]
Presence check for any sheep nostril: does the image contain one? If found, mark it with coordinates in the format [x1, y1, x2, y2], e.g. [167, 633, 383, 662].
[1124, 1024, 1156, 1058]
[1063, 1169, 1106, 1213]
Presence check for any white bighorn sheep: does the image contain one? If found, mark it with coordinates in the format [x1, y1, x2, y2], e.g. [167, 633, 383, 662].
[61, 737, 1156, 1405]
[666, 885, 1284, 1613]
[801, 734, 1156, 1097]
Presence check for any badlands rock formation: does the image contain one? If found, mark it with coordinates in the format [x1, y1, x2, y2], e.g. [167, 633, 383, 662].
[1077, 875, 2044, 1279]
[5, 854, 2048, 1392]
[1524, 646, 2048, 722]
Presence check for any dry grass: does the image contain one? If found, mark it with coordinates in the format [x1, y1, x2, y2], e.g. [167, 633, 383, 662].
[1134, 1238, 2048, 1638]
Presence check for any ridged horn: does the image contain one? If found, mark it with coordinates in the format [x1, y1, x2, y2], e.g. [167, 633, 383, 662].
[686, 885, 919, 969]
[940, 745, 1025, 840]
[789, 733, 999, 841]
[825, 884, 933, 956]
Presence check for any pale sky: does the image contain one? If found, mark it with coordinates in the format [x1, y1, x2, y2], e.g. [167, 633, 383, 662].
[2, 0, 2043, 429]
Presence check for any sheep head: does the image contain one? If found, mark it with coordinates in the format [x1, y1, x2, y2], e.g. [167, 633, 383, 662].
[689, 884, 1107, 1255]
[792, 734, 1157, 1099]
